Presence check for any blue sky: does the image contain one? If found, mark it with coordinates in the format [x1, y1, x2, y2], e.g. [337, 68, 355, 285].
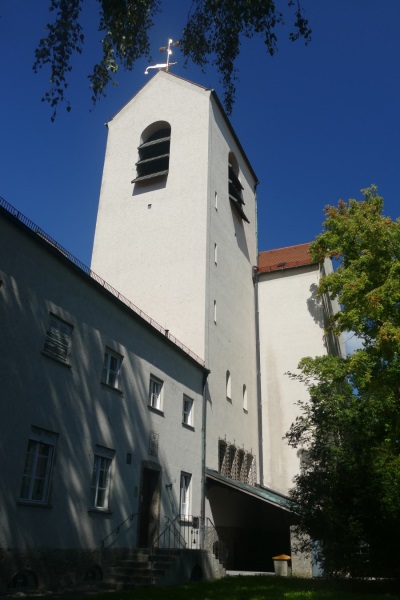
[1, 1, 399, 267]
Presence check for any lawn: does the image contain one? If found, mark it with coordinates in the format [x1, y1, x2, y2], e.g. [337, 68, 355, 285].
[76, 576, 400, 600]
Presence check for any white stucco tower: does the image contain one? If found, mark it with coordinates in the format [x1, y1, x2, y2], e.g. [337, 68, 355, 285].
[91, 71, 259, 474]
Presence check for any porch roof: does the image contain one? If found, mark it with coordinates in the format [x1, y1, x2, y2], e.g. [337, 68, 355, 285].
[205, 469, 293, 512]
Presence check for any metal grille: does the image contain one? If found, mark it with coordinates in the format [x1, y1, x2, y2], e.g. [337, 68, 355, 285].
[218, 438, 256, 486]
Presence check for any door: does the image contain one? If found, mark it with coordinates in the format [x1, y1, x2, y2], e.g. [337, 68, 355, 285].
[138, 467, 161, 547]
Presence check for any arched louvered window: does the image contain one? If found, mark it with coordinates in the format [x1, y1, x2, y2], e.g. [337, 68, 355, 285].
[132, 121, 171, 183]
[228, 152, 249, 223]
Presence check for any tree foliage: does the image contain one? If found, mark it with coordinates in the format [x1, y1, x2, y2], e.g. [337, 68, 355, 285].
[286, 187, 400, 577]
[33, 0, 311, 120]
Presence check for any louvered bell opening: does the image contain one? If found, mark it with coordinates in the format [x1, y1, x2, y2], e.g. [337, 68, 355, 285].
[228, 164, 249, 223]
[228, 164, 244, 203]
[133, 128, 171, 183]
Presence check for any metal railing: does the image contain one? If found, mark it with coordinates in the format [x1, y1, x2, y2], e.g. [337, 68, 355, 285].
[204, 517, 228, 567]
[0, 196, 205, 367]
[100, 513, 138, 548]
[153, 514, 201, 551]
[153, 514, 227, 566]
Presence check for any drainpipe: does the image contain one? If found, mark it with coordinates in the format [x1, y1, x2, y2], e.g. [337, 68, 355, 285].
[254, 183, 264, 486]
[200, 367, 211, 550]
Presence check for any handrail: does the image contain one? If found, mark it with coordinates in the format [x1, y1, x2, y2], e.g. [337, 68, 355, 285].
[152, 515, 226, 566]
[204, 517, 228, 567]
[153, 514, 200, 551]
[167, 516, 187, 548]
[100, 513, 138, 548]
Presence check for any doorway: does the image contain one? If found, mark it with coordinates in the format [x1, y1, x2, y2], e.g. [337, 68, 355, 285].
[138, 465, 161, 547]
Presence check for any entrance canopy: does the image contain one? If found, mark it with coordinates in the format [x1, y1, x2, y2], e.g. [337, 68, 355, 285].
[205, 468, 293, 512]
[205, 469, 293, 571]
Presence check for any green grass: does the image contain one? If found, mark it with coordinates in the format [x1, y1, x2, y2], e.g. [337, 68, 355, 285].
[71, 576, 400, 600]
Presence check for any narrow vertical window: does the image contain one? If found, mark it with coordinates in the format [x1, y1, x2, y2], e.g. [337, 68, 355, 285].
[243, 384, 248, 412]
[102, 348, 122, 389]
[214, 243, 218, 265]
[215, 191, 218, 210]
[180, 472, 191, 519]
[182, 395, 194, 426]
[43, 314, 73, 363]
[226, 371, 232, 401]
[19, 427, 57, 504]
[149, 376, 163, 411]
[214, 300, 217, 324]
[90, 446, 114, 510]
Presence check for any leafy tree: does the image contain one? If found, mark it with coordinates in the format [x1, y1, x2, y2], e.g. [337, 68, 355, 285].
[33, 0, 311, 120]
[286, 187, 400, 577]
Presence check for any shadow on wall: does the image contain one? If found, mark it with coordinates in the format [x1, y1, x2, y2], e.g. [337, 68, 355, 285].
[0, 218, 204, 591]
[306, 283, 324, 327]
[231, 208, 250, 261]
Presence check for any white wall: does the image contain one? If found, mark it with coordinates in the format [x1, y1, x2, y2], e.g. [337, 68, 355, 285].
[0, 213, 204, 550]
[91, 72, 211, 360]
[91, 71, 260, 479]
[204, 99, 259, 473]
[258, 265, 327, 494]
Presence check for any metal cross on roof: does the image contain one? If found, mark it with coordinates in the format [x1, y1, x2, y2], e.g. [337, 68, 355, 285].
[144, 38, 180, 75]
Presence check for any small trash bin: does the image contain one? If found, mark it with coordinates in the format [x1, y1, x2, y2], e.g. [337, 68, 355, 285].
[272, 554, 291, 576]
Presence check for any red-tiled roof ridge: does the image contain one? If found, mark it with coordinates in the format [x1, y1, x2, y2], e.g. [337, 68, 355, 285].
[258, 242, 317, 274]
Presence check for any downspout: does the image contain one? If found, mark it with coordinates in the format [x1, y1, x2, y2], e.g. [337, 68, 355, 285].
[254, 183, 264, 486]
[201, 89, 213, 550]
[200, 367, 211, 550]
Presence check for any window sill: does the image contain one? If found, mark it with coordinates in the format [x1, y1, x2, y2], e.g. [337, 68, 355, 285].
[182, 423, 195, 431]
[17, 500, 53, 509]
[41, 351, 72, 368]
[88, 508, 113, 515]
[147, 405, 164, 417]
[179, 517, 199, 527]
[101, 381, 123, 395]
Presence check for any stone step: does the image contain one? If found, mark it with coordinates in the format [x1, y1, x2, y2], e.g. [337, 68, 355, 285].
[103, 548, 180, 590]
[114, 559, 174, 569]
[115, 550, 151, 561]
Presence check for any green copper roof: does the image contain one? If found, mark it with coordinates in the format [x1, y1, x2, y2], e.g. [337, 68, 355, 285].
[206, 468, 293, 512]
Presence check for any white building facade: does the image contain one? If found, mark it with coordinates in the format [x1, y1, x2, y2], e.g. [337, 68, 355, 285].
[258, 244, 345, 495]
[0, 72, 343, 591]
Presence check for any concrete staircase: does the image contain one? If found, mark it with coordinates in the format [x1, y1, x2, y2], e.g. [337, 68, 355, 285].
[103, 549, 179, 590]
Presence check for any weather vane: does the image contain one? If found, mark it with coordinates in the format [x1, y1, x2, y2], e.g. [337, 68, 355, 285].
[145, 38, 180, 75]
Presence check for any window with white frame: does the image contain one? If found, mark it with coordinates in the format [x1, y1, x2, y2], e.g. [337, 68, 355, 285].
[214, 300, 217, 324]
[102, 348, 122, 388]
[180, 472, 191, 519]
[43, 313, 73, 363]
[90, 446, 114, 510]
[182, 395, 194, 427]
[19, 427, 57, 504]
[214, 243, 218, 265]
[149, 376, 163, 411]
